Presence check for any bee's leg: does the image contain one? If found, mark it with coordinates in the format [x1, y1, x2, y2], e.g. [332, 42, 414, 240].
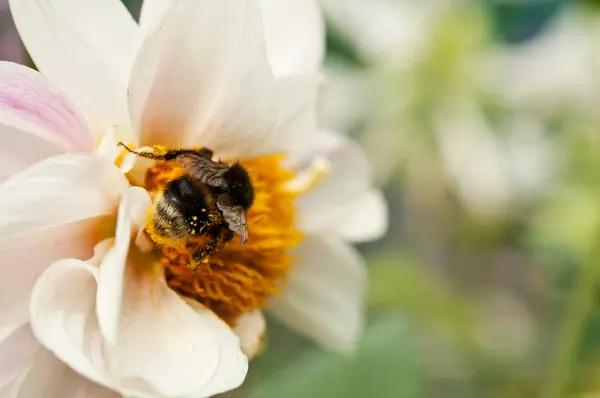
[190, 227, 234, 268]
[118, 142, 214, 161]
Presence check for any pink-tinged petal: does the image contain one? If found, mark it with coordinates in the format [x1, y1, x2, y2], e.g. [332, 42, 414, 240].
[9, 0, 134, 137]
[268, 235, 366, 352]
[232, 310, 266, 360]
[128, 0, 276, 159]
[0, 62, 92, 152]
[258, 0, 324, 76]
[0, 62, 94, 180]
[0, 324, 37, 393]
[9, 344, 120, 398]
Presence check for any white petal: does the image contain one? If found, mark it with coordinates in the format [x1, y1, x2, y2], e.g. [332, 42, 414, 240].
[0, 217, 113, 336]
[8, 345, 120, 398]
[0, 124, 63, 183]
[0, 324, 37, 393]
[139, 0, 174, 34]
[0, 62, 93, 179]
[251, 74, 319, 158]
[9, 0, 135, 136]
[293, 131, 387, 242]
[111, 261, 248, 398]
[232, 310, 266, 359]
[268, 235, 366, 352]
[29, 258, 121, 393]
[96, 187, 151, 345]
[95, 187, 247, 397]
[128, 0, 276, 158]
[258, 0, 324, 76]
[0, 154, 127, 330]
[302, 189, 388, 243]
[0, 154, 128, 240]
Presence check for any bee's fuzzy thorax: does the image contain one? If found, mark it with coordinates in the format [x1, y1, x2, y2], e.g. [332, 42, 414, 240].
[224, 162, 255, 210]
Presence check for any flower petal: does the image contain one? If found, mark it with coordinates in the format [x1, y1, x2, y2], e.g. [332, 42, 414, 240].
[96, 189, 248, 397]
[8, 345, 120, 398]
[9, 0, 135, 136]
[0, 154, 127, 329]
[181, 299, 251, 398]
[29, 258, 122, 393]
[128, 0, 276, 159]
[258, 0, 324, 76]
[268, 235, 366, 352]
[303, 189, 388, 243]
[96, 187, 151, 345]
[0, 324, 37, 393]
[0, 217, 113, 336]
[292, 131, 387, 242]
[232, 310, 266, 359]
[249, 74, 319, 158]
[0, 153, 128, 239]
[0, 62, 93, 176]
[139, 0, 174, 34]
[109, 258, 248, 397]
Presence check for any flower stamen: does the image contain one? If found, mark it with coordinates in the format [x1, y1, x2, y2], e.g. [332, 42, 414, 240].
[284, 157, 331, 195]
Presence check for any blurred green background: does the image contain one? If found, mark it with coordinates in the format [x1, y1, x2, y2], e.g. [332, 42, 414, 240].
[5, 0, 600, 397]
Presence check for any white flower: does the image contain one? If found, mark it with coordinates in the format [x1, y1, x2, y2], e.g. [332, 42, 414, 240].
[433, 97, 558, 219]
[0, 0, 387, 397]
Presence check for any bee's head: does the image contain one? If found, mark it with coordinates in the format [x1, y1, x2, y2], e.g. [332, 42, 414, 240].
[224, 163, 255, 211]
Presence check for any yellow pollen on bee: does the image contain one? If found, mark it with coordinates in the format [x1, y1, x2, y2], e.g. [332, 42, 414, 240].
[143, 153, 302, 324]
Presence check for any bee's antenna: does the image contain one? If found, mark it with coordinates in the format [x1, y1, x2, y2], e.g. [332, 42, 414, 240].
[118, 142, 135, 153]
[117, 142, 171, 161]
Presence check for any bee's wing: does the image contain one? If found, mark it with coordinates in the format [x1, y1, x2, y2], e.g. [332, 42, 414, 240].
[217, 194, 249, 244]
[176, 153, 229, 188]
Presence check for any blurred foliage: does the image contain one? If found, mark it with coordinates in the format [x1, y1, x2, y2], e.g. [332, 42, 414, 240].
[248, 313, 424, 398]
[485, 0, 564, 44]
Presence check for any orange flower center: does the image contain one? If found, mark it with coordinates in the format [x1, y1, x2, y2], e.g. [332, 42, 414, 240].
[141, 151, 302, 323]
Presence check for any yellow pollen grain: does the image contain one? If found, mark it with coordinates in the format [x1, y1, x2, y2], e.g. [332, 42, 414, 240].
[144, 153, 302, 324]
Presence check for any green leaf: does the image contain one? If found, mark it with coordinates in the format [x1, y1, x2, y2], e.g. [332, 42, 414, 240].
[248, 313, 424, 398]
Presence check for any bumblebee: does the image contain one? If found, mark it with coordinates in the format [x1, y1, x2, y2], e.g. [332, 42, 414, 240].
[119, 143, 255, 264]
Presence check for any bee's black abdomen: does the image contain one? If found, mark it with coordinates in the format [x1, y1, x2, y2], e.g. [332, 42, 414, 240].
[163, 177, 215, 227]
